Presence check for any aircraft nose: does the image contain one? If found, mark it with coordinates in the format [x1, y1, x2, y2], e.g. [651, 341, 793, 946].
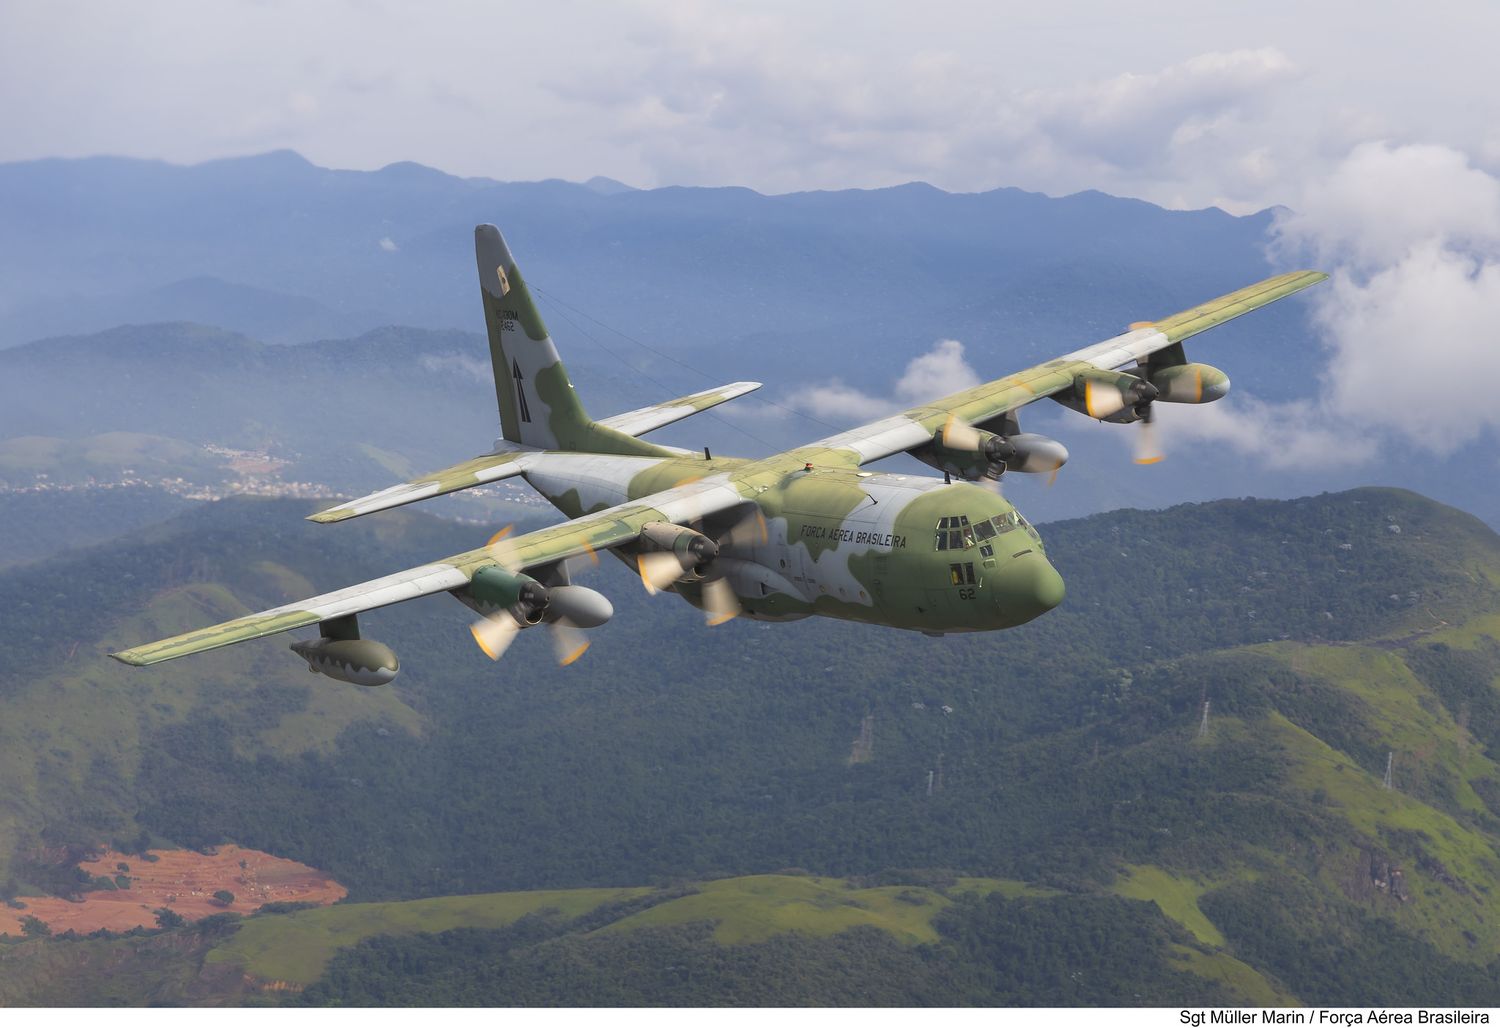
[994, 552, 1065, 625]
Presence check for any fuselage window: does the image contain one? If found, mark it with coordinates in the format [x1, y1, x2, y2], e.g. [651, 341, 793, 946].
[949, 562, 977, 586]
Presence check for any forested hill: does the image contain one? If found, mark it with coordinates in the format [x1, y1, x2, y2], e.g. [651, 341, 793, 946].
[3, 485, 1500, 1004]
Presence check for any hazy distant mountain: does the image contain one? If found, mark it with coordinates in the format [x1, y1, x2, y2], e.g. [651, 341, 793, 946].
[1, 275, 393, 345]
[0, 151, 1309, 389]
[4, 151, 1497, 528]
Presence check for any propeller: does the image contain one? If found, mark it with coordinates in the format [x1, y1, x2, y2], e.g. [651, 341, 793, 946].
[638, 550, 689, 595]
[1133, 405, 1164, 466]
[1086, 375, 1152, 420]
[470, 614, 521, 661]
[549, 617, 591, 666]
[469, 524, 613, 666]
[633, 506, 768, 626]
[940, 414, 982, 452]
[701, 578, 740, 627]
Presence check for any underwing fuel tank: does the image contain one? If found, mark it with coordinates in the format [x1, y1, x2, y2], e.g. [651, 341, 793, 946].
[289, 637, 400, 686]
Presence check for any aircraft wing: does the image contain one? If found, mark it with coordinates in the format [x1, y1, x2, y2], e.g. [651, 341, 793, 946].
[308, 450, 538, 524]
[790, 270, 1328, 467]
[309, 382, 762, 525]
[596, 381, 762, 437]
[112, 476, 747, 666]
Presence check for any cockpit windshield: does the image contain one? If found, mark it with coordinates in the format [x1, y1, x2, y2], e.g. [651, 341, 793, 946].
[934, 510, 1027, 551]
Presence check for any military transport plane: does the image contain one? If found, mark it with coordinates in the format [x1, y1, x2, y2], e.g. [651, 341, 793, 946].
[112, 225, 1325, 683]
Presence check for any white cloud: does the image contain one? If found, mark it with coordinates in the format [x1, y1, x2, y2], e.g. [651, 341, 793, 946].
[893, 339, 981, 403]
[378, 236, 398, 252]
[1276, 141, 1500, 269]
[786, 338, 980, 421]
[781, 381, 890, 422]
[1167, 141, 1500, 464]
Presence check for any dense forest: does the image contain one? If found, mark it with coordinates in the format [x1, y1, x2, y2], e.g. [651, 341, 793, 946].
[3, 485, 1500, 1005]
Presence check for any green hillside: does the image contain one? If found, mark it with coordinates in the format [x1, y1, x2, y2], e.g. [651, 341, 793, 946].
[3, 486, 1500, 1004]
[0, 874, 1284, 1006]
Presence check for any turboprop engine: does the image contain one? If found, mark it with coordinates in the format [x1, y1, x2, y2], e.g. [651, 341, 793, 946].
[636, 522, 719, 589]
[466, 565, 614, 628]
[1144, 362, 1229, 404]
[922, 416, 1069, 480]
[1054, 367, 1159, 424]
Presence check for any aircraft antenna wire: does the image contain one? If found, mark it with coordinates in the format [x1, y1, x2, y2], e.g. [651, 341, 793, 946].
[537, 293, 785, 453]
[535, 286, 843, 433]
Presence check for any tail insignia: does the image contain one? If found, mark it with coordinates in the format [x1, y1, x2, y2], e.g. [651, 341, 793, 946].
[512, 360, 532, 423]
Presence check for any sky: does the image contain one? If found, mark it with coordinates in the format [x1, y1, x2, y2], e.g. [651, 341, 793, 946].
[2, 0, 1498, 468]
[0, 0, 1493, 212]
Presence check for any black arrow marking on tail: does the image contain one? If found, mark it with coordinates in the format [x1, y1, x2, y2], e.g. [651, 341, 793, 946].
[512, 360, 532, 423]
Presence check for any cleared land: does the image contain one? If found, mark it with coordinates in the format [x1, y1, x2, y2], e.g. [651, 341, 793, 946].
[1, 846, 346, 936]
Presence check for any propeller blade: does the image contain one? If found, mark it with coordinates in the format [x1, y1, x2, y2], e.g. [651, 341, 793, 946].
[470, 614, 520, 661]
[941, 414, 982, 452]
[637, 551, 684, 595]
[702, 577, 741, 626]
[549, 618, 591, 666]
[485, 524, 520, 570]
[1083, 379, 1127, 420]
[719, 507, 768, 549]
[1133, 411, 1164, 466]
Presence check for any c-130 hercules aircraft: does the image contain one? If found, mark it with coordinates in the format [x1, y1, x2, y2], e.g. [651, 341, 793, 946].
[113, 225, 1326, 683]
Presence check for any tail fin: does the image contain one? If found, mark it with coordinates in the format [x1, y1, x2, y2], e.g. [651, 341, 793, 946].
[475, 224, 734, 458]
[475, 225, 593, 450]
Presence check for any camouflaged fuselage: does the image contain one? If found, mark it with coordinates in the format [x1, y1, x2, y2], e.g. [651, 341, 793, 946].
[524, 452, 1063, 633]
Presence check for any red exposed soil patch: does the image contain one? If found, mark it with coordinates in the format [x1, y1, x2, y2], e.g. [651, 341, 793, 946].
[1, 846, 346, 936]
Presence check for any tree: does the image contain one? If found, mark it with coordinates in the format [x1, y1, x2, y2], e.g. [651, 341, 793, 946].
[20, 915, 51, 938]
[154, 907, 185, 929]
[212, 889, 236, 907]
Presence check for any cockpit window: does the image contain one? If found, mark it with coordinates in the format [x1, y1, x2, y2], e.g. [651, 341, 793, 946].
[934, 515, 976, 551]
[991, 511, 1022, 533]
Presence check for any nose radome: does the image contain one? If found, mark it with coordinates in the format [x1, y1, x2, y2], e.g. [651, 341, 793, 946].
[996, 552, 1065, 625]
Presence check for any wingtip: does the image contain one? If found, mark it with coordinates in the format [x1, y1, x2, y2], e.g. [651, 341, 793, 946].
[109, 650, 148, 667]
[307, 508, 350, 524]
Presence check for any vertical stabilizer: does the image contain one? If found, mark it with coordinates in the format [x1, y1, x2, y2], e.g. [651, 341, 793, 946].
[475, 225, 592, 449]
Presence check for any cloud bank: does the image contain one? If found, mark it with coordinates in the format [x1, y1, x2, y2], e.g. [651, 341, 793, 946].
[1166, 142, 1500, 465]
[785, 339, 980, 422]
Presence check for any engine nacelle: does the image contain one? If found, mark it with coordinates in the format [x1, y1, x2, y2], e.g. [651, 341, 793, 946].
[1147, 362, 1229, 404]
[1053, 367, 1158, 424]
[638, 522, 719, 581]
[289, 637, 399, 686]
[545, 584, 614, 628]
[468, 565, 549, 623]
[924, 428, 1068, 479]
[1005, 433, 1071, 473]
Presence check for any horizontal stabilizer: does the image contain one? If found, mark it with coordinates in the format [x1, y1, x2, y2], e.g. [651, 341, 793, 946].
[308, 450, 535, 524]
[597, 382, 761, 438]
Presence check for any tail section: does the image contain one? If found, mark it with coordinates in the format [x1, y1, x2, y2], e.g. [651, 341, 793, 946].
[475, 224, 594, 450]
[475, 224, 754, 458]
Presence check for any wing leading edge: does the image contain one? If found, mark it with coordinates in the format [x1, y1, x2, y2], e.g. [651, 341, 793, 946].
[112, 477, 747, 666]
[308, 381, 762, 525]
[786, 269, 1327, 468]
